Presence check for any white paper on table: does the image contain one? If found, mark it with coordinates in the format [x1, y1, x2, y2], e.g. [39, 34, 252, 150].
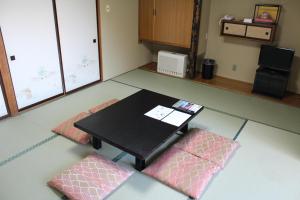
[144, 105, 174, 120]
[161, 110, 191, 127]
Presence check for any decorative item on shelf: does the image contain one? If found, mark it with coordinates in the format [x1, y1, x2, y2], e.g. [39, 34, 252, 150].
[253, 4, 281, 24]
[219, 15, 235, 25]
[243, 18, 253, 23]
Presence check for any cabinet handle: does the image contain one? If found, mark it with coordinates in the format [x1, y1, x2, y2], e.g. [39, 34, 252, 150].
[225, 27, 229, 30]
[265, 32, 269, 35]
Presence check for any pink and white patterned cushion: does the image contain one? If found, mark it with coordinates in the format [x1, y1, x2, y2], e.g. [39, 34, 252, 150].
[48, 154, 133, 200]
[52, 112, 91, 144]
[174, 128, 240, 168]
[143, 147, 220, 199]
[89, 99, 119, 113]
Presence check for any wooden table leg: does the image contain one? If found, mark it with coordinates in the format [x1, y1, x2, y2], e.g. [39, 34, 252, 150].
[92, 137, 102, 149]
[135, 157, 146, 171]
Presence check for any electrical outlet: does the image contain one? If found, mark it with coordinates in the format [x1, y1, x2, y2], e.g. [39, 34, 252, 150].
[232, 64, 237, 71]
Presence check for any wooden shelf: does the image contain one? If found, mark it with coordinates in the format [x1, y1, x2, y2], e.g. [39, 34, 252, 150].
[221, 20, 276, 42]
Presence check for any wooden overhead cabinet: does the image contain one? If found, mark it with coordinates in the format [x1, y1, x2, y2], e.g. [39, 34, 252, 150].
[139, 0, 155, 41]
[139, 0, 194, 48]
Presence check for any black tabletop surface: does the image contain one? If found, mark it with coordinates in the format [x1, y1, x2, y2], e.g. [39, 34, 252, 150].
[75, 89, 200, 160]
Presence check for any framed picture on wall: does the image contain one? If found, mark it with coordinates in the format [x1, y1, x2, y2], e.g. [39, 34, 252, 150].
[253, 4, 281, 24]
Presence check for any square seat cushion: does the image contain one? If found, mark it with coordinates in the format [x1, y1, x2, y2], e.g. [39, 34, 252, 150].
[174, 129, 240, 168]
[143, 147, 219, 199]
[89, 99, 119, 113]
[48, 154, 133, 200]
[52, 112, 91, 144]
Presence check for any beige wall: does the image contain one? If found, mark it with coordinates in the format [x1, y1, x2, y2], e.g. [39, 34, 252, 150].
[100, 0, 152, 80]
[198, 0, 211, 56]
[205, 0, 300, 94]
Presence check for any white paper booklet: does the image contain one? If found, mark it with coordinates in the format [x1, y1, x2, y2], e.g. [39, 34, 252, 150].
[144, 105, 174, 120]
[161, 110, 191, 127]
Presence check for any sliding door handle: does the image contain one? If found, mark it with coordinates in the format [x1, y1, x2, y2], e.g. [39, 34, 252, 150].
[10, 55, 16, 61]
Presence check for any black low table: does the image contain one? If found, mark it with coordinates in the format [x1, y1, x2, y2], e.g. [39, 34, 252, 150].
[75, 89, 202, 170]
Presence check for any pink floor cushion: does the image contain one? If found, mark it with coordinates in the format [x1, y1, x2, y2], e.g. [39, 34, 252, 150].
[48, 154, 133, 200]
[52, 112, 91, 144]
[89, 99, 119, 113]
[143, 147, 219, 199]
[174, 128, 240, 168]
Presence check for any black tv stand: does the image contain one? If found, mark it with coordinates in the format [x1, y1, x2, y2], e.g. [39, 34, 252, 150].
[252, 66, 290, 98]
[252, 45, 295, 99]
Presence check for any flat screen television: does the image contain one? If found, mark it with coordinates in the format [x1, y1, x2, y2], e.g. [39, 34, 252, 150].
[258, 45, 295, 71]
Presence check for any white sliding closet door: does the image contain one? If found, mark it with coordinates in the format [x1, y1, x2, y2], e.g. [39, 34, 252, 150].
[56, 0, 100, 92]
[0, 0, 64, 109]
[0, 85, 8, 117]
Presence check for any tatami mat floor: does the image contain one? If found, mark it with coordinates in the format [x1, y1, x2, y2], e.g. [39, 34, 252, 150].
[0, 70, 299, 200]
[113, 69, 300, 134]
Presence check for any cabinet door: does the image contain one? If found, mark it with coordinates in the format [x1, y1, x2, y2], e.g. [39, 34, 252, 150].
[246, 26, 272, 41]
[223, 23, 246, 36]
[0, 0, 64, 109]
[0, 83, 8, 117]
[139, 0, 154, 41]
[55, 0, 100, 92]
[155, 0, 194, 48]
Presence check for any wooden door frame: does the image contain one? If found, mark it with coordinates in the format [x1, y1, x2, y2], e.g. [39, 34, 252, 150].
[52, 0, 67, 94]
[0, 28, 18, 116]
[0, 72, 10, 119]
[96, 0, 104, 82]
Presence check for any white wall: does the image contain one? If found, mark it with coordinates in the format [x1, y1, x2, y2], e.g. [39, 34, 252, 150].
[100, 0, 152, 80]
